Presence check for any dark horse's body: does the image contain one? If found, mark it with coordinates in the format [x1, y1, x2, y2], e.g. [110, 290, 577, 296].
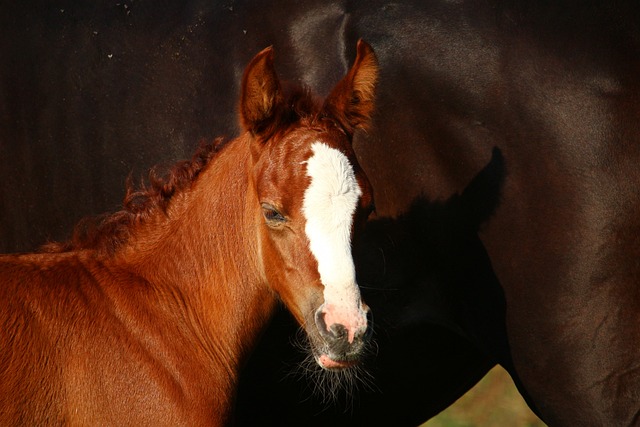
[3, 1, 640, 425]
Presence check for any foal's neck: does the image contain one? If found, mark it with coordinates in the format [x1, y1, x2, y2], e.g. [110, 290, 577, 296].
[113, 134, 275, 383]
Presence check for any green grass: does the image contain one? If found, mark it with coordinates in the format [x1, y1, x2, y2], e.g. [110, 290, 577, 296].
[422, 366, 547, 427]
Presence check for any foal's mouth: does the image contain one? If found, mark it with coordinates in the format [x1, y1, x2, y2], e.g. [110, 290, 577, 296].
[294, 326, 376, 405]
[316, 353, 359, 371]
[308, 326, 371, 371]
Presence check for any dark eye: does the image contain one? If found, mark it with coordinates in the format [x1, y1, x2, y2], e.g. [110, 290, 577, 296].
[359, 202, 376, 220]
[261, 203, 286, 225]
[367, 202, 376, 217]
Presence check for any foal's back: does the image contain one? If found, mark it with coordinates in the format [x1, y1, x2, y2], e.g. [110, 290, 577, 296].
[0, 252, 219, 426]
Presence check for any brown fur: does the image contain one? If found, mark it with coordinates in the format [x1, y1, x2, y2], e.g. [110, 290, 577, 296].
[0, 41, 378, 425]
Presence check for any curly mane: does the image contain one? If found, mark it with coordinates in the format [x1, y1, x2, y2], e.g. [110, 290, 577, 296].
[41, 137, 228, 255]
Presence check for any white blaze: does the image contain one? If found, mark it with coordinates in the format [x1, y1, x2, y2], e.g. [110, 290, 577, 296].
[303, 142, 364, 330]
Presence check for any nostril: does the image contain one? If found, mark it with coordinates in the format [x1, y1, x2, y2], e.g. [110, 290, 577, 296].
[314, 309, 351, 343]
[314, 309, 329, 336]
[329, 323, 348, 340]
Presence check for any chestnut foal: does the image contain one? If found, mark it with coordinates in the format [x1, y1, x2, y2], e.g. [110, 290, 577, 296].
[0, 41, 378, 425]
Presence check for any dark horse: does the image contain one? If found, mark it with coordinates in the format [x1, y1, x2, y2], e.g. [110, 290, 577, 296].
[3, 1, 640, 425]
[0, 42, 379, 424]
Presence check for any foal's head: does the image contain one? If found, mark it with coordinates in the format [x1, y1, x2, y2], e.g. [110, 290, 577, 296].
[240, 41, 377, 370]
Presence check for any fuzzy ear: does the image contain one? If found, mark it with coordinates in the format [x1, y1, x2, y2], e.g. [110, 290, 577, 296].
[239, 46, 284, 135]
[323, 40, 379, 135]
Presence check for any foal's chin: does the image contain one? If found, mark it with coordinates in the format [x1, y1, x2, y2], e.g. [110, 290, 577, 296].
[307, 329, 369, 372]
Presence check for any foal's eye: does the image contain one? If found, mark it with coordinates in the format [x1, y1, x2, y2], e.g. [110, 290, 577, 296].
[261, 203, 286, 225]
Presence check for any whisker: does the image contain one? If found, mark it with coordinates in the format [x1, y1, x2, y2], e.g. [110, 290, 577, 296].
[285, 324, 378, 413]
[378, 246, 387, 275]
[357, 282, 399, 292]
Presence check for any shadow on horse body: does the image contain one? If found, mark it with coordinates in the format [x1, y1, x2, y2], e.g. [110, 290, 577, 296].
[4, 1, 640, 425]
[0, 42, 379, 425]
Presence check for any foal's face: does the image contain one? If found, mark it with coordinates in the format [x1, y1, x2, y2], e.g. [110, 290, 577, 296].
[252, 126, 373, 369]
[239, 40, 378, 369]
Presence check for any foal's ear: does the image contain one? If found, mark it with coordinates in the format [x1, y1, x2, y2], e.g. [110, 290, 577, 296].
[323, 40, 378, 135]
[239, 46, 284, 135]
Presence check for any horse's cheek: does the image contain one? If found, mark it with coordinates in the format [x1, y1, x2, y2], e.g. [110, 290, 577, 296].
[262, 231, 321, 317]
